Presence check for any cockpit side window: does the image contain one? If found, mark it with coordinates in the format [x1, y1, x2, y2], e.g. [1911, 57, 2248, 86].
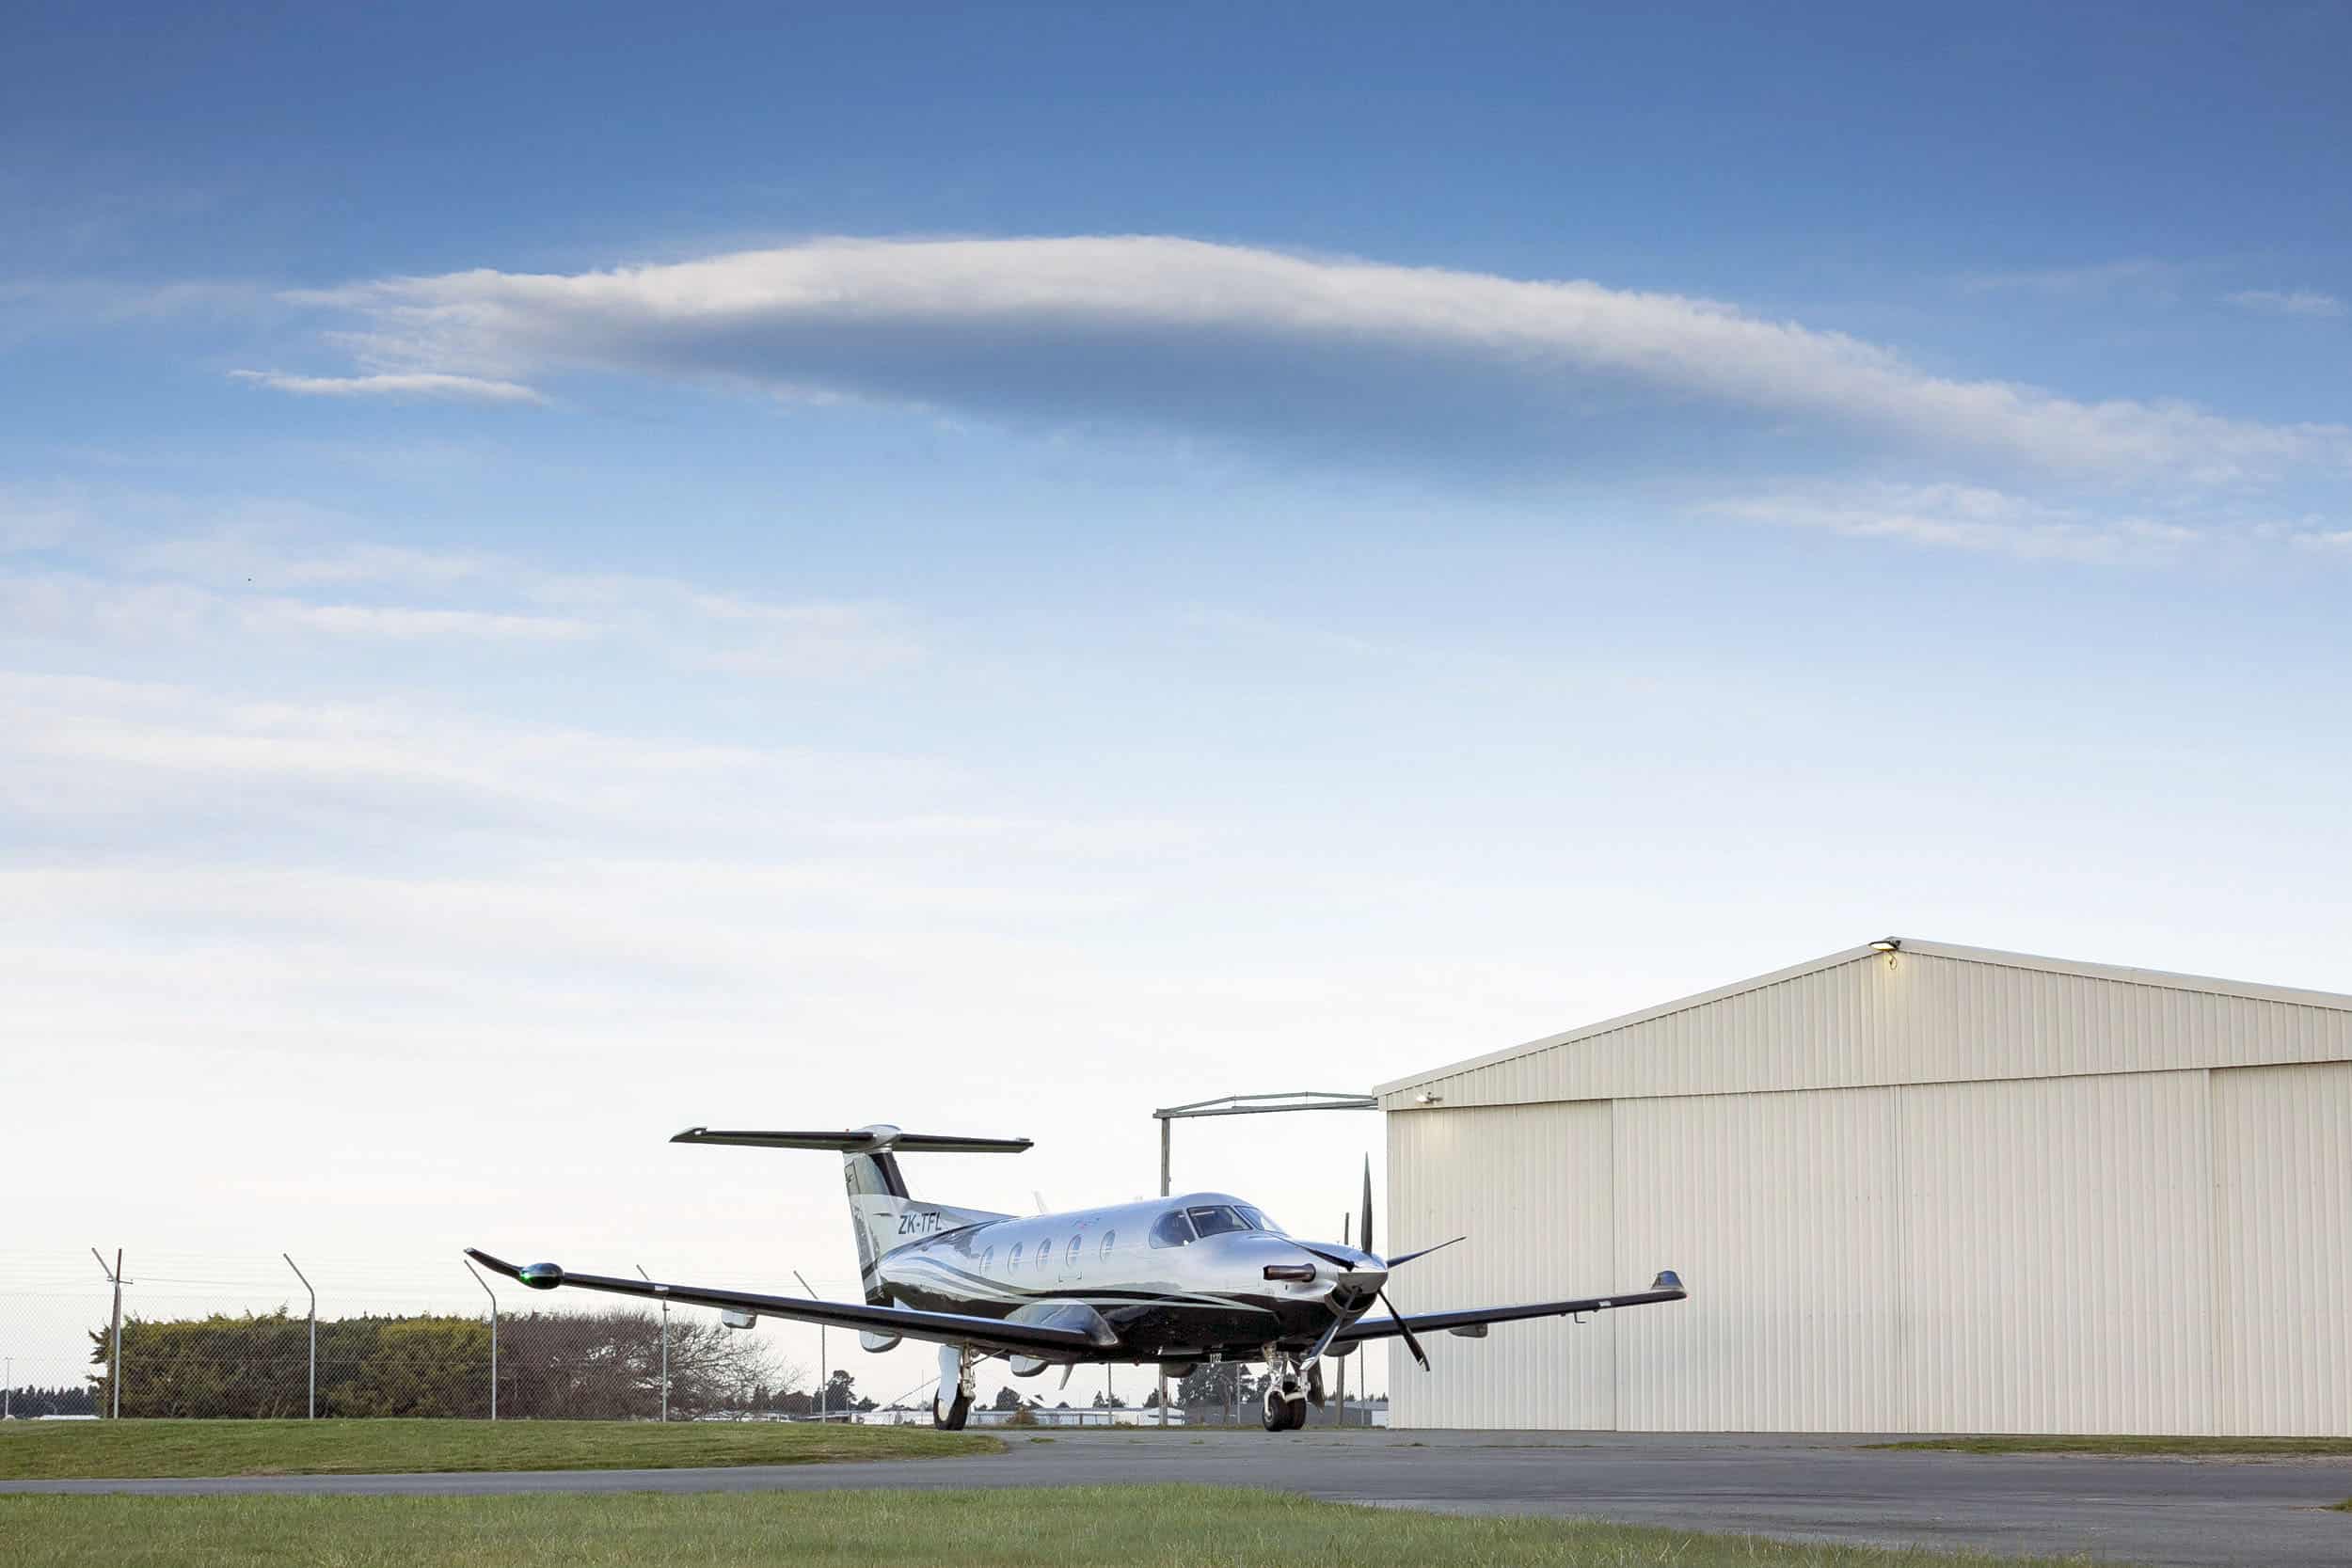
[1148, 1209, 1197, 1248]
[1235, 1205, 1285, 1235]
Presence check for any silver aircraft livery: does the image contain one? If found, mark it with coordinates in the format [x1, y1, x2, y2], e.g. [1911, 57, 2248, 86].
[466, 1123, 1688, 1431]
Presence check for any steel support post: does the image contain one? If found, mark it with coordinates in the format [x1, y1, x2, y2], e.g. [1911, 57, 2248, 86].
[794, 1270, 825, 1422]
[283, 1254, 316, 1418]
[637, 1265, 668, 1421]
[90, 1248, 125, 1418]
[464, 1259, 498, 1420]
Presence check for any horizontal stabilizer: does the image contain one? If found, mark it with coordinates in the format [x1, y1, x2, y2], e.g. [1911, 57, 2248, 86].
[671, 1123, 1031, 1154]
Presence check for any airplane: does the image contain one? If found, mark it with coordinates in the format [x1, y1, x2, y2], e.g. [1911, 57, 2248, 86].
[465, 1123, 1687, 1432]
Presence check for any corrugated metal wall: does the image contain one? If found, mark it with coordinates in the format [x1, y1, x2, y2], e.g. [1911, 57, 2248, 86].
[1897, 1071, 2215, 1434]
[1613, 1087, 1903, 1432]
[2211, 1061, 2352, 1435]
[1382, 949, 2352, 1434]
[1386, 1101, 1614, 1430]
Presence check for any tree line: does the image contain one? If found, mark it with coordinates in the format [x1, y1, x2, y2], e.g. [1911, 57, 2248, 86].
[86, 1307, 799, 1419]
[4, 1385, 98, 1417]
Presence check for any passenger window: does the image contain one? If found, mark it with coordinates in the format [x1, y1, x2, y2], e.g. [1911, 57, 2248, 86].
[1009, 1243, 1022, 1271]
[1065, 1237, 1081, 1270]
[1148, 1209, 1197, 1248]
[982, 1248, 994, 1273]
[1038, 1240, 1053, 1272]
[1099, 1230, 1116, 1260]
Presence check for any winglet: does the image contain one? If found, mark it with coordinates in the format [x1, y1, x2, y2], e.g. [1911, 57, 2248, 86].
[467, 1248, 566, 1291]
[465, 1248, 522, 1279]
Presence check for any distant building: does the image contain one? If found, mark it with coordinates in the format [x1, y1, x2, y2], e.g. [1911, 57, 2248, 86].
[1378, 939, 2352, 1435]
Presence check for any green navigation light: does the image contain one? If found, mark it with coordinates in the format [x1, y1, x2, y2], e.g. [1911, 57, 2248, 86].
[517, 1261, 564, 1291]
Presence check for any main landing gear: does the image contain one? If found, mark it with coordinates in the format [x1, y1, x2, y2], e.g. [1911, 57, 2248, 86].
[1261, 1348, 1313, 1432]
[934, 1342, 978, 1431]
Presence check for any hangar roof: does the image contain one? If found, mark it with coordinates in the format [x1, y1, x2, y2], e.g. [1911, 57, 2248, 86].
[1375, 938, 2352, 1109]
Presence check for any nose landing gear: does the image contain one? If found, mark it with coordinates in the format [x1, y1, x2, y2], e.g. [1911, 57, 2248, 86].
[1260, 1348, 1311, 1432]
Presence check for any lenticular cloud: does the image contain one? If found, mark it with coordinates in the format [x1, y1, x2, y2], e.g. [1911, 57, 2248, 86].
[283, 235, 2348, 481]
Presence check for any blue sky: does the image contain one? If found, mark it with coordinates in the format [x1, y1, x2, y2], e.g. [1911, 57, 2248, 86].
[5, 3, 2349, 1402]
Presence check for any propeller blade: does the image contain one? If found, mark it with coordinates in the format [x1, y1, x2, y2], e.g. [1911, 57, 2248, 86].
[1359, 1156, 1374, 1260]
[1294, 1243, 1362, 1270]
[1379, 1288, 1429, 1370]
[1384, 1235, 1465, 1270]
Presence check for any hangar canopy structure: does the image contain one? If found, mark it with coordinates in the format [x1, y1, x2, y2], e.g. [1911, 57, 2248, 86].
[1375, 938, 2352, 1435]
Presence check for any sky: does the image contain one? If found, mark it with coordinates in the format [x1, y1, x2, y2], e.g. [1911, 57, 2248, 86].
[5, 3, 2350, 1407]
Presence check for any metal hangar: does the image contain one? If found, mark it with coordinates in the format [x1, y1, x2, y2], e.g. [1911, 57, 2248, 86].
[1375, 938, 2352, 1433]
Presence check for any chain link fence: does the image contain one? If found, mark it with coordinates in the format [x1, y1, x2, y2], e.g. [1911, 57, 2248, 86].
[4, 1251, 1388, 1426]
[2, 1252, 802, 1421]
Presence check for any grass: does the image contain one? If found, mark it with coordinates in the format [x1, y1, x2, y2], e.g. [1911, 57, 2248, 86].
[0, 1418, 996, 1481]
[1867, 1434, 2352, 1458]
[0, 1485, 2132, 1567]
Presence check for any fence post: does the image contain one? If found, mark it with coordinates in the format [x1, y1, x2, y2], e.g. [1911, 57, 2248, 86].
[89, 1248, 125, 1418]
[793, 1270, 825, 1423]
[464, 1259, 498, 1420]
[636, 1265, 668, 1421]
[283, 1254, 316, 1418]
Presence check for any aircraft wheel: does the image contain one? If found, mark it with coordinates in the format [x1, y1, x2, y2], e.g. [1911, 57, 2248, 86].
[1261, 1385, 1289, 1432]
[934, 1386, 973, 1431]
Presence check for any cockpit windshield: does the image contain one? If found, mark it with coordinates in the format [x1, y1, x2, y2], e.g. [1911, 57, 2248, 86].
[1185, 1204, 1249, 1238]
[1151, 1201, 1286, 1246]
[1185, 1203, 1284, 1237]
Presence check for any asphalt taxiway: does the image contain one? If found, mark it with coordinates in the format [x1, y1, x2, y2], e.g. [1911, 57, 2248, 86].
[8, 1429, 2347, 1567]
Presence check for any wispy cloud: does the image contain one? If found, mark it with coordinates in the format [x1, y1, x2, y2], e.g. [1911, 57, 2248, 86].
[1957, 259, 2184, 298]
[2225, 288, 2345, 319]
[1, 499, 920, 675]
[0, 570, 596, 645]
[1704, 482, 2201, 564]
[230, 369, 547, 404]
[0, 484, 86, 551]
[286, 236, 2351, 483]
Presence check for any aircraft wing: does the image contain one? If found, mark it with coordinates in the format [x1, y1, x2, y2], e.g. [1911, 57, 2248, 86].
[1331, 1270, 1688, 1345]
[463, 1249, 1115, 1355]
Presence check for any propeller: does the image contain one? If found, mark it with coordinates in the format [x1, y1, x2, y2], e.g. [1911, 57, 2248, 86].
[1358, 1154, 1436, 1370]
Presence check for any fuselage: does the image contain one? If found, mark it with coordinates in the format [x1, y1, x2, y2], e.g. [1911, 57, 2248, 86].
[874, 1192, 1386, 1361]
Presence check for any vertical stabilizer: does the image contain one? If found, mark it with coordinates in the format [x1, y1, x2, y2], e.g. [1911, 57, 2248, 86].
[843, 1149, 910, 1303]
[669, 1124, 1028, 1307]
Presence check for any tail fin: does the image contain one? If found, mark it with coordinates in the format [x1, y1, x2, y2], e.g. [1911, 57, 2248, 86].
[673, 1124, 1025, 1304]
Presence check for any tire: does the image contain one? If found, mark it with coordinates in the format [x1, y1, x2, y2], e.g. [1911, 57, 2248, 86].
[934, 1387, 973, 1431]
[1264, 1383, 1307, 1432]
